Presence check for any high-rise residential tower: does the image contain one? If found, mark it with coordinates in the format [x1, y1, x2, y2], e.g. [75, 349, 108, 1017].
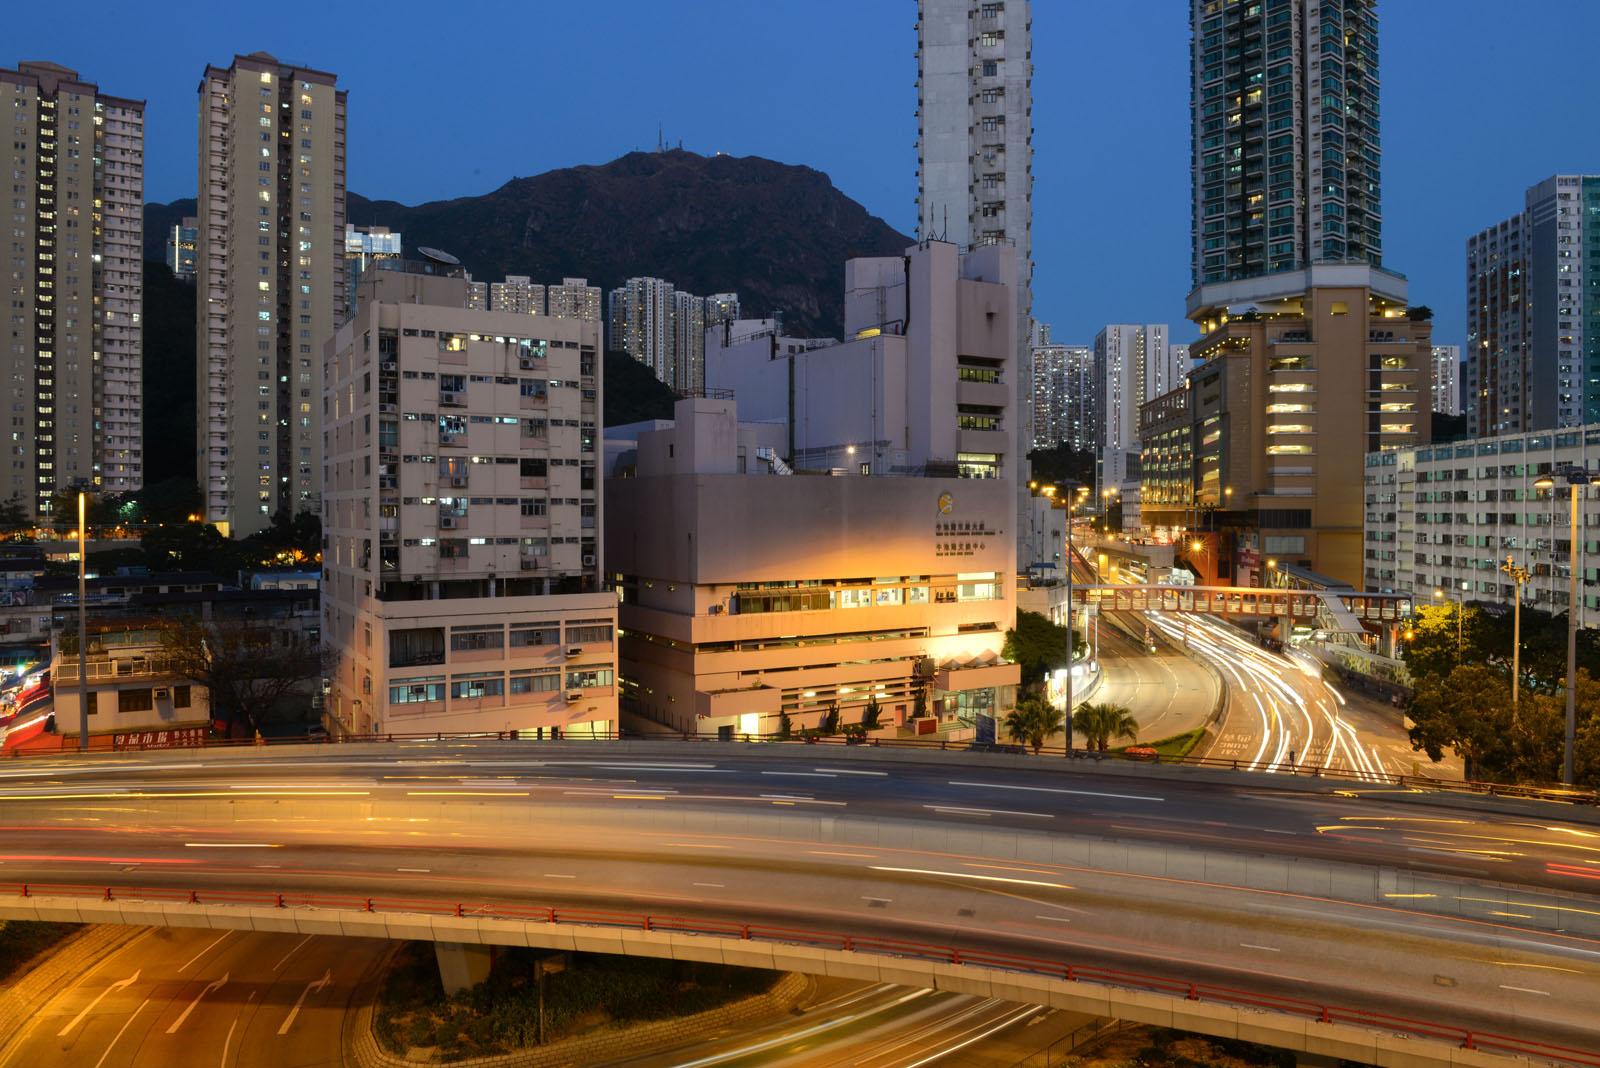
[197, 52, 346, 536]
[1190, 0, 1382, 285]
[489, 275, 544, 316]
[1030, 340, 1093, 451]
[608, 277, 677, 387]
[1430, 344, 1461, 417]
[1150, 0, 1428, 586]
[1095, 325, 1184, 487]
[1465, 175, 1600, 436]
[1, 61, 144, 513]
[547, 278, 602, 323]
[916, 1, 1033, 546]
[168, 217, 199, 280]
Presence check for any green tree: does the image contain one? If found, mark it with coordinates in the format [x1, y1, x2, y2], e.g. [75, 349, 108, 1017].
[861, 695, 882, 731]
[1002, 697, 1062, 754]
[1025, 445, 1095, 491]
[1076, 701, 1139, 752]
[160, 618, 328, 736]
[1406, 664, 1514, 782]
[777, 711, 793, 740]
[0, 495, 31, 539]
[1002, 610, 1071, 692]
[819, 701, 840, 735]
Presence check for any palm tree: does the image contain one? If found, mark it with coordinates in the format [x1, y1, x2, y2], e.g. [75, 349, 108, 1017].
[1076, 702, 1139, 752]
[1002, 697, 1064, 754]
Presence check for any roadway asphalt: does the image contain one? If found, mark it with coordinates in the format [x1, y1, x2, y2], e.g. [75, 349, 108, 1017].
[0, 745, 1594, 1058]
[1086, 616, 1218, 744]
[1, 925, 387, 1068]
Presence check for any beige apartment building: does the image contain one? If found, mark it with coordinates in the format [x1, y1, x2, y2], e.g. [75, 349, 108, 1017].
[321, 261, 615, 737]
[197, 53, 346, 536]
[1141, 267, 1432, 587]
[1, 61, 144, 513]
[607, 398, 1019, 737]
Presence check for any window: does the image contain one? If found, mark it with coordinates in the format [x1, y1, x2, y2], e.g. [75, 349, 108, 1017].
[450, 626, 503, 652]
[566, 667, 614, 690]
[118, 688, 154, 713]
[510, 625, 560, 648]
[565, 624, 612, 645]
[391, 627, 445, 667]
[391, 678, 445, 703]
[173, 685, 192, 709]
[451, 674, 505, 700]
[510, 671, 562, 694]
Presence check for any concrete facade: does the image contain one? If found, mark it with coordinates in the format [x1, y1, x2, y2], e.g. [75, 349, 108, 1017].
[197, 53, 347, 536]
[1364, 425, 1600, 621]
[1094, 325, 1185, 488]
[1431, 344, 1462, 417]
[1465, 175, 1600, 436]
[547, 278, 602, 323]
[0, 61, 144, 512]
[321, 266, 616, 737]
[1030, 341, 1092, 451]
[607, 398, 1019, 737]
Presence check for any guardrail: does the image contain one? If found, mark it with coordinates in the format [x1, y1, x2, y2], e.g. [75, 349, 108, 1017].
[2, 880, 1594, 1067]
[5, 726, 1596, 807]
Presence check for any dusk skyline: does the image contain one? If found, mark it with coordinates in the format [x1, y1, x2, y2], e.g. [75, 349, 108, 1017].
[11, 0, 1599, 354]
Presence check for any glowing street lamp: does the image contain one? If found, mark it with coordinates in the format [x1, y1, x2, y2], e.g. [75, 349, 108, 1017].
[1432, 587, 1463, 665]
[1500, 556, 1532, 711]
[1533, 468, 1590, 786]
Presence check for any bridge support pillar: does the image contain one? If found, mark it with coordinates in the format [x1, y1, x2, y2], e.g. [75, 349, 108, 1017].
[435, 941, 492, 995]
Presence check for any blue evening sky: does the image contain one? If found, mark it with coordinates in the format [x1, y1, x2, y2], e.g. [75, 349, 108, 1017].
[12, 1, 1598, 353]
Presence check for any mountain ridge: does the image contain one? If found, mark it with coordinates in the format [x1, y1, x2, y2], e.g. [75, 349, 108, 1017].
[144, 149, 912, 337]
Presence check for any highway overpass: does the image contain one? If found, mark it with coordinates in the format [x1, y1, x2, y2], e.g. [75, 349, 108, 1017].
[0, 741, 1595, 1068]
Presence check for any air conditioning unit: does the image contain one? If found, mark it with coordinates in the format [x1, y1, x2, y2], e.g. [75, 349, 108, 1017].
[440, 391, 463, 406]
[708, 604, 723, 615]
[565, 646, 582, 658]
[379, 403, 397, 413]
[439, 516, 458, 529]
[450, 476, 469, 487]
[582, 554, 596, 567]
[439, 433, 457, 445]
[519, 358, 534, 370]
[565, 690, 583, 702]
[153, 687, 169, 700]
[520, 559, 538, 570]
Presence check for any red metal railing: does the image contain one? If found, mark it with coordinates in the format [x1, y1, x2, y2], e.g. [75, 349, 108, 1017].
[5, 728, 1595, 806]
[3, 880, 1596, 1066]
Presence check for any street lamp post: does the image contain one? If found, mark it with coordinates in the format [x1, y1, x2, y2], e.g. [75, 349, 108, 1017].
[1500, 556, 1532, 712]
[1534, 468, 1589, 787]
[77, 487, 88, 753]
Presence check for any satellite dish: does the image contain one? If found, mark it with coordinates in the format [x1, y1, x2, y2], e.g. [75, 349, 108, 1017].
[416, 246, 460, 266]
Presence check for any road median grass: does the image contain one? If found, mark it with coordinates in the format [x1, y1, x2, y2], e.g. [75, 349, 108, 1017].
[0, 920, 82, 984]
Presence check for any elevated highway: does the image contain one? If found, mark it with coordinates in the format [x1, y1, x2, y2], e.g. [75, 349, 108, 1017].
[0, 741, 1595, 1067]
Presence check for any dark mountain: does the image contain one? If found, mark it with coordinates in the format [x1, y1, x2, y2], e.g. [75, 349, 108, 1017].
[146, 150, 910, 338]
[142, 197, 196, 262]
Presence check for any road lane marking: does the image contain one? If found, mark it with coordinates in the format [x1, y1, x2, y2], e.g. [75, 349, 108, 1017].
[872, 865, 1074, 890]
[220, 1017, 237, 1067]
[58, 970, 139, 1036]
[179, 931, 233, 973]
[809, 850, 876, 858]
[814, 767, 886, 776]
[947, 780, 1163, 803]
[184, 842, 282, 848]
[92, 996, 150, 1068]
[396, 867, 431, 873]
[1239, 943, 1281, 952]
[543, 873, 576, 879]
[1498, 985, 1551, 996]
[692, 882, 724, 888]
[278, 968, 332, 1035]
[762, 771, 835, 777]
[166, 972, 228, 1033]
[925, 805, 1052, 819]
[1034, 914, 1072, 923]
[272, 935, 313, 973]
[862, 896, 892, 905]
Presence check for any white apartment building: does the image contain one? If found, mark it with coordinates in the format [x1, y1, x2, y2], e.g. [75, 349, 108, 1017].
[197, 53, 346, 536]
[1364, 426, 1600, 624]
[547, 278, 602, 323]
[343, 224, 401, 310]
[1, 61, 144, 511]
[489, 275, 544, 316]
[607, 397, 1019, 738]
[321, 263, 615, 738]
[706, 241, 1019, 486]
[1466, 176, 1600, 436]
[704, 293, 740, 327]
[1432, 345, 1462, 417]
[1030, 342, 1093, 451]
[1094, 324, 1184, 486]
[672, 290, 705, 394]
[608, 277, 678, 387]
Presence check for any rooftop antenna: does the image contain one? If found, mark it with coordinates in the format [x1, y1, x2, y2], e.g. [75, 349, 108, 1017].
[657, 122, 664, 152]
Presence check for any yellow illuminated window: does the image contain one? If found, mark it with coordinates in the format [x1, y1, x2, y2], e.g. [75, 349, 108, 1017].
[1267, 424, 1312, 434]
[1266, 404, 1312, 414]
[1267, 444, 1312, 455]
[1379, 403, 1414, 412]
[1268, 382, 1311, 393]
